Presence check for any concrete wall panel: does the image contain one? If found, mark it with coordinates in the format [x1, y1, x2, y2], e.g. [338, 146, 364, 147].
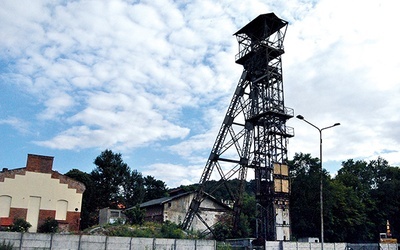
[0, 231, 22, 248]
[80, 235, 106, 250]
[106, 236, 131, 250]
[52, 234, 80, 249]
[21, 233, 51, 249]
[154, 238, 175, 249]
[131, 238, 154, 250]
[265, 241, 281, 250]
[196, 239, 217, 250]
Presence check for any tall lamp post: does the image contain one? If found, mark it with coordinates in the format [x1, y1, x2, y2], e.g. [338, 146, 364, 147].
[296, 115, 340, 250]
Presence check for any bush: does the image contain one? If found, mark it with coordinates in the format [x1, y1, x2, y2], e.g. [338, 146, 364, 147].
[38, 217, 58, 233]
[213, 222, 232, 241]
[124, 205, 145, 225]
[216, 242, 232, 250]
[106, 225, 135, 237]
[9, 218, 31, 232]
[160, 221, 184, 239]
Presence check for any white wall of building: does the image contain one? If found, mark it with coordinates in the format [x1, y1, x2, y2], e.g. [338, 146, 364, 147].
[0, 171, 83, 213]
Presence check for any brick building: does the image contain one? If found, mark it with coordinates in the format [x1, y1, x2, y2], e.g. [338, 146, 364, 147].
[0, 154, 85, 232]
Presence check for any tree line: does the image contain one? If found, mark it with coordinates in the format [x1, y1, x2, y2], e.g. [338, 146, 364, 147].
[65, 149, 400, 243]
[179, 153, 400, 242]
[65, 149, 168, 229]
[289, 153, 400, 243]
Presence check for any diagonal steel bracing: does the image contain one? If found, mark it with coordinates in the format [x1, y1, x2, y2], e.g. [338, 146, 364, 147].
[182, 13, 294, 241]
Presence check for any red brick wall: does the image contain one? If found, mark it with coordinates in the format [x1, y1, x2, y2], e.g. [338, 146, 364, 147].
[0, 168, 26, 182]
[66, 211, 81, 231]
[1, 155, 85, 193]
[38, 209, 56, 228]
[6, 208, 81, 232]
[26, 154, 54, 173]
[9, 207, 27, 219]
[51, 171, 86, 194]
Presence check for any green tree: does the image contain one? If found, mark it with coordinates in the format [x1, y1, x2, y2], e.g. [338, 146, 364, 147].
[236, 193, 256, 238]
[143, 175, 168, 202]
[91, 149, 132, 209]
[65, 168, 95, 229]
[288, 153, 322, 239]
[324, 179, 368, 242]
[333, 158, 383, 242]
[370, 163, 400, 241]
[123, 170, 145, 207]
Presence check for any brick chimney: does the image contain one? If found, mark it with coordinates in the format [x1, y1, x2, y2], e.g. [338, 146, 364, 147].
[26, 154, 54, 173]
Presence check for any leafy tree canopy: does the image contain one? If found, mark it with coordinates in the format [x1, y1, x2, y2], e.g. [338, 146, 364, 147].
[66, 149, 167, 229]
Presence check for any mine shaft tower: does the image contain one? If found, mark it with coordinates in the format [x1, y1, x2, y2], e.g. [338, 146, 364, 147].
[182, 13, 294, 241]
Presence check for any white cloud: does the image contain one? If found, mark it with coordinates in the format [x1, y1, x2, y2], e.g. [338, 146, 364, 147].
[0, 117, 30, 134]
[284, 0, 400, 168]
[39, 91, 75, 120]
[1, 0, 400, 187]
[142, 163, 203, 188]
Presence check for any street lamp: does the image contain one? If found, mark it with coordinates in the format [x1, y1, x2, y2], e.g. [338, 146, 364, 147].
[296, 115, 340, 250]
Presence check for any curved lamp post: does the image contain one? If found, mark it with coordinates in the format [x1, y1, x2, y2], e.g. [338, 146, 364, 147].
[296, 115, 340, 250]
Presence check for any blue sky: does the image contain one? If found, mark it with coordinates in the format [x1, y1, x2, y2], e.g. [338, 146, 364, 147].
[1, 0, 400, 187]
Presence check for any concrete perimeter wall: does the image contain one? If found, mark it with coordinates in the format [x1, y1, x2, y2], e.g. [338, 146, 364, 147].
[282, 241, 397, 250]
[264, 241, 348, 250]
[1, 232, 398, 250]
[227, 239, 398, 250]
[0, 232, 216, 250]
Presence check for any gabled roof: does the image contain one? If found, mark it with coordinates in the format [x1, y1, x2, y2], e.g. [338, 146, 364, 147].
[135, 191, 232, 211]
[139, 191, 191, 208]
[0, 154, 86, 194]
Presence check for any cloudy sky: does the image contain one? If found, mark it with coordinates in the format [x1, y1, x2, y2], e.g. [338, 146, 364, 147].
[1, 0, 399, 187]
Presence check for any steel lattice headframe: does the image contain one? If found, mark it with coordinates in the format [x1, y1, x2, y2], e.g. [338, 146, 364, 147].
[182, 13, 294, 241]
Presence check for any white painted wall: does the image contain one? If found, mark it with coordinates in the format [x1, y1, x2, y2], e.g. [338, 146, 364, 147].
[0, 195, 11, 217]
[162, 193, 229, 233]
[0, 172, 83, 212]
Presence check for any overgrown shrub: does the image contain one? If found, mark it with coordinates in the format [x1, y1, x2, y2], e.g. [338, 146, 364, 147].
[131, 227, 154, 238]
[160, 221, 184, 239]
[213, 222, 232, 241]
[216, 242, 232, 250]
[38, 217, 58, 233]
[84, 221, 199, 239]
[106, 226, 133, 237]
[124, 205, 145, 225]
[9, 218, 31, 232]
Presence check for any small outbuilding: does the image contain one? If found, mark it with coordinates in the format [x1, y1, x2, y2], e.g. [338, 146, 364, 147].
[134, 189, 231, 234]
